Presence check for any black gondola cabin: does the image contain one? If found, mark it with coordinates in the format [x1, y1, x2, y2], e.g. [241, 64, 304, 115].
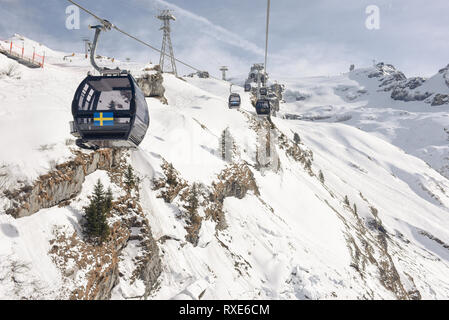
[228, 93, 241, 109]
[244, 84, 251, 92]
[255, 99, 271, 116]
[71, 73, 150, 148]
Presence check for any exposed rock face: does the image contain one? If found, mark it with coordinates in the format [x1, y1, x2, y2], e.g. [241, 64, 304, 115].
[367, 62, 449, 106]
[212, 164, 260, 201]
[431, 93, 449, 106]
[50, 195, 161, 300]
[153, 160, 202, 244]
[246, 63, 265, 85]
[153, 159, 261, 241]
[389, 76, 431, 102]
[3, 149, 123, 218]
[46, 154, 161, 300]
[136, 66, 166, 103]
[267, 84, 284, 112]
[3, 149, 161, 300]
[206, 163, 260, 231]
[391, 87, 431, 102]
[368, 63, 407, 87]
[187, 71, 210, 78]
[404, 77, 426, 90]
[134, 235, 161, 298]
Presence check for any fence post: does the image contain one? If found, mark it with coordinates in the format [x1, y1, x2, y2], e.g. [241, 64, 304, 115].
[10, 41, 12, 54]
[32, 48, 35, 63]
[22, 45, 24, 58]
[42, 52, 45, 68]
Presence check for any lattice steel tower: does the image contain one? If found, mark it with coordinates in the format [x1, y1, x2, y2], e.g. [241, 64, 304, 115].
[220, 66, 228, 81]
[157, 10, 177, 76]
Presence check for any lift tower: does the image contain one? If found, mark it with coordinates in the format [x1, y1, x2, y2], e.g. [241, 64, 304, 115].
[158, 10, 177, 76]
[220, 66, 228, 81]
[82, 37, 91, 58]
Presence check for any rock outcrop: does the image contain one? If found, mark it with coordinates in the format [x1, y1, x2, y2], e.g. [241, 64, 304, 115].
[135, 65, 167, 103]
[3, 149, 123, 218]
[2, 149, 162, 300]
[50, 195, 161, 300]
[367, 62, 449, 106]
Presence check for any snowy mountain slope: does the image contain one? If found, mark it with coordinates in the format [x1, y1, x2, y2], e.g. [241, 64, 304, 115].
[129, 74, 449, 299]
[1, 38, 449, 299]
[279, 64, 449, 179]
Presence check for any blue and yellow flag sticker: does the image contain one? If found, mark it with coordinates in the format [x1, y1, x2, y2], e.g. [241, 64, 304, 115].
[94, 112, 114, 126]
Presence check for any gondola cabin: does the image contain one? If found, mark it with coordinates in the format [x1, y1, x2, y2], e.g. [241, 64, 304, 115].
[255, 99, 271, 116]
[228, 93, 241, 109]
[244, 84, 251, 92]
[70, 73, 150, 149]
[259, 87, 268, 96]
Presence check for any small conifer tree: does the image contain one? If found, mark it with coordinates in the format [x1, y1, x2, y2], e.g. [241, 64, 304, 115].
[84, 179, 110, 243]
[105, 187, 113, 212]
[344, 195, 350, 206]
[124, 165, 136, 194]
[166, 163, 177, 186]
[186, 183, 199, 216]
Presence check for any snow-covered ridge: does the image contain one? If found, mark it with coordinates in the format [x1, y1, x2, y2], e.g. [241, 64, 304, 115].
[354, 62, 449, 106]
[279, 62, 449, 180]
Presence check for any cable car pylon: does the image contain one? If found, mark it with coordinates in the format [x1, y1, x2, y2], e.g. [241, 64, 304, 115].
[157, 10, 177, 76]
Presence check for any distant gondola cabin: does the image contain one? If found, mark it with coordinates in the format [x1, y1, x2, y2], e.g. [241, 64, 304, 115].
[255, 99, 271, 116]
[228, 93, 241, 108]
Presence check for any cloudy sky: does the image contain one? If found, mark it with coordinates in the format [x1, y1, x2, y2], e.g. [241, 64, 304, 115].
[0, 0, 448, 79]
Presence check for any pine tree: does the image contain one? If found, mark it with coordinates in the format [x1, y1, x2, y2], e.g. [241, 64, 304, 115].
[186, 183, 199, 216]
[166, 163, 177, 186]
[124, 165, 136, 194]
[84, 179, 110, 243]
[344, 195, 350, 206]
[353, 203, 358, 214]
[319, 170, 325, 183]
[105, 187, 113, 212]
[293, 133, 301, 145]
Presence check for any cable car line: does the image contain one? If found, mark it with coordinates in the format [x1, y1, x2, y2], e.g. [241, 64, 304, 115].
[67, 0, 219, 79]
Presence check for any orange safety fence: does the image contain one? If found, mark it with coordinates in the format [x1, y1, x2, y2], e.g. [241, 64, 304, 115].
[0, 39, 45, 68]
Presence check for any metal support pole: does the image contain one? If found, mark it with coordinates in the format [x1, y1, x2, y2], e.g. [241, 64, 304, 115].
[264, 0, 271, 76]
